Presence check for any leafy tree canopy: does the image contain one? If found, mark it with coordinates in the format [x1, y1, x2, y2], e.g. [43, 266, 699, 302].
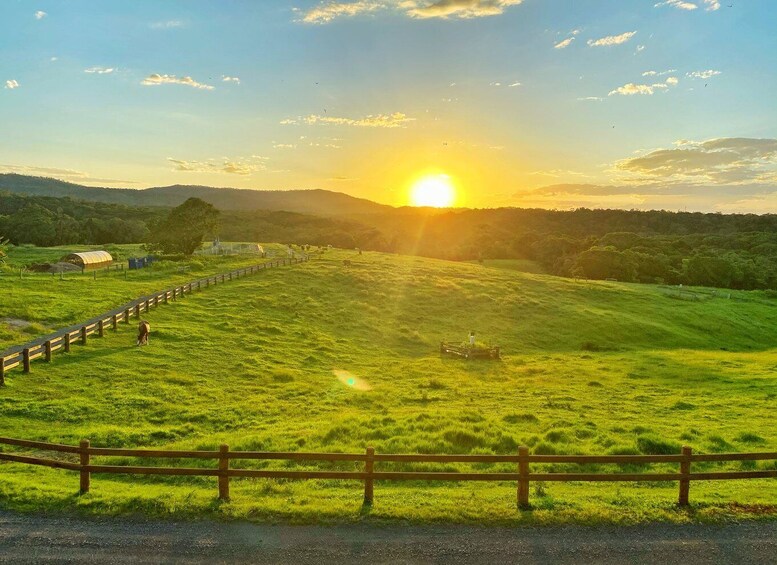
[145, 197, 220, 256]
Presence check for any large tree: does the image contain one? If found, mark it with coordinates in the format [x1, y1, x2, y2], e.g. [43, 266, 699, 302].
[146, 197, 220, 256]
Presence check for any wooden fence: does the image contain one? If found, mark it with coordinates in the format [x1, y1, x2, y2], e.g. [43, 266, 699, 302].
[0, 437, 775, 508]
[0, 256, 308, 384]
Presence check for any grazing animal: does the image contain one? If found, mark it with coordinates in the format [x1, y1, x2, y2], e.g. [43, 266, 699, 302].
[343, 259, 352, 267]
[137, 320, 150, 346]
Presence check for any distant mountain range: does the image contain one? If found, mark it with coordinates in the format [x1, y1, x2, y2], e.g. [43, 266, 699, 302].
[0, 174, 393, 216]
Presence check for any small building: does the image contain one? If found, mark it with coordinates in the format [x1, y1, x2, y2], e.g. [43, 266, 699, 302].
[62, 251, 113, 271]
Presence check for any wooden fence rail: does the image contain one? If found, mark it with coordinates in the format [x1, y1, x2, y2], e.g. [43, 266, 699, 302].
[0, 256, 308, 384]
[0, 437, 775, 508]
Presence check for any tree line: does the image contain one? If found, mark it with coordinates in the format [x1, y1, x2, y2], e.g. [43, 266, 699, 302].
[2, 190, 776, 290]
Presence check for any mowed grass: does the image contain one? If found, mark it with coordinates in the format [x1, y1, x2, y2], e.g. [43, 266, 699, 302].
[0, 243, 288, 346]
[1, 248, 777, 524]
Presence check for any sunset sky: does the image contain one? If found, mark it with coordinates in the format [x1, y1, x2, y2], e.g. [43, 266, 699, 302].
[2, 0, 776, 211]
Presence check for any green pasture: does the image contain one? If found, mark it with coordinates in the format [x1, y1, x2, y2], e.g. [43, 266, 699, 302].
[1, 246, 776, 524]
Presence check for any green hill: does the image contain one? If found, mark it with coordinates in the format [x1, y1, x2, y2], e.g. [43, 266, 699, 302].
[1, 247, 776, 523]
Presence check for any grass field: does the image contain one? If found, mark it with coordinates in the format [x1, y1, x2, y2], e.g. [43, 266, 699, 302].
[1, 245, 777, 524]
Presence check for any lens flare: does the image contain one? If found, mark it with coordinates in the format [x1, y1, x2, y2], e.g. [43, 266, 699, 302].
[334, 369, 372, 391]
[410, 174, 456, 207]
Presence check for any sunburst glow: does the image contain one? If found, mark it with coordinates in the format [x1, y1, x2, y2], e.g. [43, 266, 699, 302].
[410, 174, 456, 207]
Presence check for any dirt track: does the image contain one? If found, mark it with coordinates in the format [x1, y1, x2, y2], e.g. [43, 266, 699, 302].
[1, 511, 776, 564]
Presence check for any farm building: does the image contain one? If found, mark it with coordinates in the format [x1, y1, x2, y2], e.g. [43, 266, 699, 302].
[62, 251, 113, 270]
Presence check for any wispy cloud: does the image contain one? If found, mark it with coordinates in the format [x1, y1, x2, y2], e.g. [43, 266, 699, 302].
[34, 10, 47, 20]
[642, 69, 677, 77]
[150, 20, 184, 29]
[5, 80, 19, 90]
[655, 0, 719, 10]
[298, 0, 525, 24]
[281, 112, 414, 128]
[299, 1, 383, 24]
[0, 164, 135, 185]
[222, 76, 240, 84]
[615, 137, 777, 185]
[406, 0, 525, 20]
[167, 156, 267, 175]
[609, 76, 678, 96]
[141, 74, 214, 90]
[273, 143, 296, 149]
[554, 37, 574, 49]
[587, 31, 637, 47]
[687, 69, 721, 79]
[655, 0, 697, 10]
[577, 96, 604, 102]
[84, 66, 115, 74]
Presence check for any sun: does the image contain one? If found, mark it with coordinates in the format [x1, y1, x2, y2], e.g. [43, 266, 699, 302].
[410, 174, 456, 207]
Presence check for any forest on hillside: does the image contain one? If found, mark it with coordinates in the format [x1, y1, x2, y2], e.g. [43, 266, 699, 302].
[2, 191, 777, 290]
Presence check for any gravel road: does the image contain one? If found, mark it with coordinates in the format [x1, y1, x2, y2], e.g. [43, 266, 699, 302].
[1, 511, 775, 564]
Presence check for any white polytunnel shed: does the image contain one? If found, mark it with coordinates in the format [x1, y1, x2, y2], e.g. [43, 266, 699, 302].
[62, 251, 114, 270]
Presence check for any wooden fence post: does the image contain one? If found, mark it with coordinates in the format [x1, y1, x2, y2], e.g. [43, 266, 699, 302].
[98, 320, 104, 338]
[364, 447, 375, 505]
[81, 326, 88, 345]
[112, 314, 118, 331]
[45, 341, 52, 362]
[124, 308, 131, 323]
[679, 446, 692, 507]
[518, 446, 530, 509]
[23, 348, 31, 373]
[79, 439, 90, 494]
[164, 292, 169, 304]
[0, 357, 5, 386]
[64, 333, 71, 353]
[145, 299, 151, 312]
[134, 304, 141, 318]
[154, 296, 159, 307]
[219, 444, 230, 501]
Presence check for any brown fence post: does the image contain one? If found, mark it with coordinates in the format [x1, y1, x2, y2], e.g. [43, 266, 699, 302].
[98, 320, 104, 338]
[64, 333, 71, 352]
[145, 299, 151, 312]
[0, 357, 5, 386]
[518, 446, 530, 509]
[172, 289, 177, 301]
[23, 348, 31, 373]
[124, 308, 131, 323]
[154, 296, 159, 307]
[45, 341, 52, 362]
[219, 444, 230, 501]
[364, 447, 375, 505]
[79, 439, 90, 494]
[164, 292, 169, 304]
[679, 446, 692, 507]
[112, 314, 118, 331]
[134, 304, 141, 318]
[81, 326, 88, 345]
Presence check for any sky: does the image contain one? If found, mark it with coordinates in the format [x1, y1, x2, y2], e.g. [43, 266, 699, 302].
[1, 0, 776, 212]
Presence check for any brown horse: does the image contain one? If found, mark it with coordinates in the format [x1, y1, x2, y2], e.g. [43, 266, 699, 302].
[137, 320, 150, 346]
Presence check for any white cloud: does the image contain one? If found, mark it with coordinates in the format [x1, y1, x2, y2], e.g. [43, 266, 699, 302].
[703, 0, 720, 10]
[554, 37, 574, 49]
[577, 96, 604, 102]
[687, 69, 721, 79]
[222, 76, 241, 84]
[300, 1, 383, 24]
[50, 56, 58, 62]
[615, 137, 777, 185]
[655, 0, 698, 10]
[608, 76, 678, 96]
[150, 20, 184, 29]
[167, 156, 267, 175]
[406, 0, 524, 20]
[642, 69, 677, 77]
[636, 44, 646, 52]
[273, 143, 296, 149]
[281, 112, 414, 128]
[5, 80, 19, 90]
[34, 10, 47, 20]
[141, 74, 214, 90]
[587, 31, 637, 47]
[508, 81, 521, 87]
[84, 66, 114, 74]
[299, 0, 524, 24]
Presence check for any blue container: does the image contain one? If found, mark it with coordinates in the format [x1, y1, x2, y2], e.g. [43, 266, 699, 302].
[128, 258, 140, 270]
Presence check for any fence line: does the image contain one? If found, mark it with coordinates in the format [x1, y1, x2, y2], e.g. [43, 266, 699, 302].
[0, 256, 308, 384]
[0, 437, 775, 508]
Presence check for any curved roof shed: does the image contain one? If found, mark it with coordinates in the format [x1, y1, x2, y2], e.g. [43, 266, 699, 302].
[62, 251, 113, 270]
